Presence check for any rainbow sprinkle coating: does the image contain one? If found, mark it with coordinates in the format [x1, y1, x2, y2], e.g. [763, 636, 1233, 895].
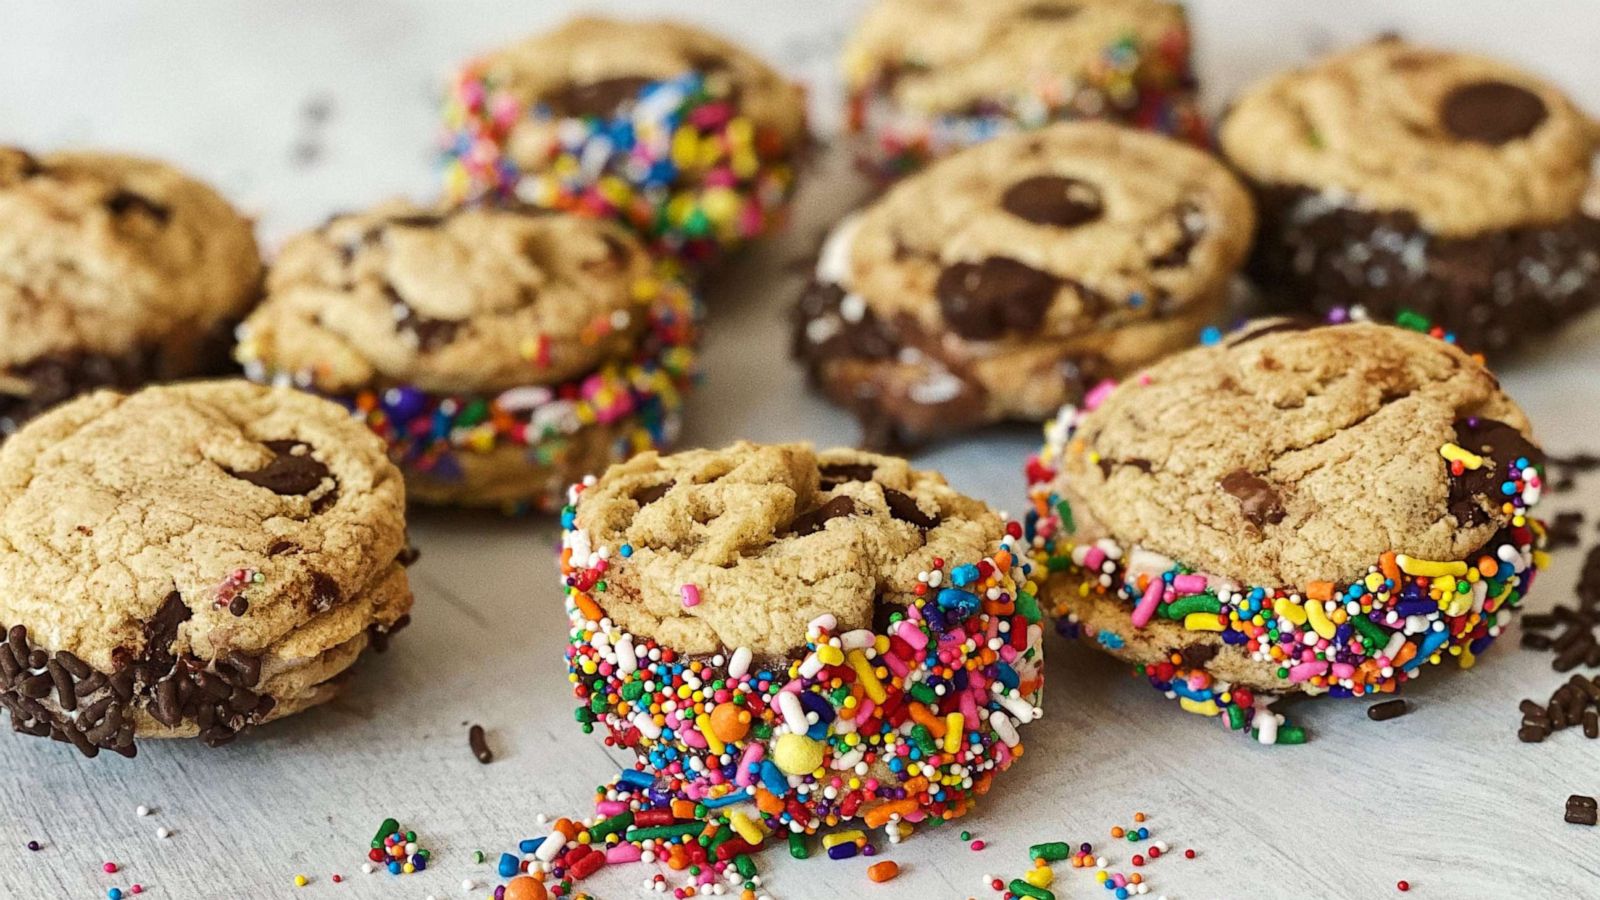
[442, 68, 800, 273]
[849, 27, 1206, 180]
[237, 273, 697, 513]
[1023, 389, 1547, 744]
[559, 485, 1044, 839]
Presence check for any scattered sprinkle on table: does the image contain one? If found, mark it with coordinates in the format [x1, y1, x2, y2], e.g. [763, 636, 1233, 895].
[469, 723, 494, 764]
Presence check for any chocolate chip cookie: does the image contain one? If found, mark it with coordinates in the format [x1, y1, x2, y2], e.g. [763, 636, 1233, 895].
[1220, 39, 1600, 355]
[563, 442, 1043, 831]
[0, 381, 413, 757]
[1024, 319, 1547, 742]
[843, 0, 1207, 179]
[441, 16, 808, 274]
[794, 122, 1254, 450]
[0, 147, 262, 438]
[235, 201, 698, 512]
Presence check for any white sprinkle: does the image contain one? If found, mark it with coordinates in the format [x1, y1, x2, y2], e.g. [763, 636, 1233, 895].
[156, 826, 172, 839]
[136, 805, 151, 817]
[462, 879, 476, 892]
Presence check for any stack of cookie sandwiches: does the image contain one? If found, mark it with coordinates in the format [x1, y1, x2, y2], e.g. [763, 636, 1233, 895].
[1025, 319, 1546, 742]
[843, 0, 1207, 179]
[0, 147, 262, 437]
[1222, 39, 1600, 354]
[560, 442, 1043, 840]
[441, 16, 810, 275]
[235, 201, 698, 512]
[0, 381, 413, 756]
[794, 121, 1254, 450]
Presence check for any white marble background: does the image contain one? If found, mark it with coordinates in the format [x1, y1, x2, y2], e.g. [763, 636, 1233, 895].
[2, 2, 1600, 898]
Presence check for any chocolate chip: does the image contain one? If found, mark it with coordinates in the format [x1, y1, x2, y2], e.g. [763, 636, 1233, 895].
[544, 76, 653, 118]
[820, 463, 876, 490]
[227, 440, 333, 499]
[309, 572, 341, 613]
[1366, 698, 1409, 721]
[1441, 80, 1547, 145]
[1566, 794, 1598, 826]
[142, 592, 192, 659]
[935, 257, 1058, 340]
[1218, 469, 1286, 526]
[1001, 175, 1103, 227]
[468, 723, 493, 764]
[1175, 643, 1218, 669]
[785, 496, 857, 537]
[105, 190, 171, 224]
[266, 540, 297, 556]
[883, 488, 939, 530]
[390, 288, 462, 352]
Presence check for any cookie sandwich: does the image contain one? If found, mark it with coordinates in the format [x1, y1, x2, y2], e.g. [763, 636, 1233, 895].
[794, 122, 1254, 450]
[0, 147, 261, 438]
[843, 0, 1206, 179]
[562, 442, 1043, 840]
[235, 201, 697, 512]
[1025, 319, 1546, 742]
[0, 381, 413, 757]
[1221, 39, 1600, 354]
[442, 16, 808, 274]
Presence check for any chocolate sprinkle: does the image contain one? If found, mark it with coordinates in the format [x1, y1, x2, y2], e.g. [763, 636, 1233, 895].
[1366, 698, 1409, 721]
[468, 723, 493, 764]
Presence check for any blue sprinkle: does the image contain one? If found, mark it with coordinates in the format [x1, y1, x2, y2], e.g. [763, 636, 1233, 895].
[619, 544, 634, 557]
[518, 837, 543, 854]
[1097, 631, 1126, 651]
[950, 564, 981, 587]
[1200, 326, 1222, 346]
[618, 768, 654, 789]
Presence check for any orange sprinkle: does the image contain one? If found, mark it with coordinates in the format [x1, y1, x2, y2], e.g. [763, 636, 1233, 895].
[863, 799, 917, 828]
[867, 861, 900, 883]
[1306, 581, 1334, 602]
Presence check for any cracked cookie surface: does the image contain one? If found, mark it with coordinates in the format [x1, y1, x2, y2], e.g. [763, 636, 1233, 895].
[569, 441, 1003, 657]
[1044, 320, 1534, 588]
[0, 147, 262, 435]
[794, 122, 1253, 449]
[0, 380, 411, 754]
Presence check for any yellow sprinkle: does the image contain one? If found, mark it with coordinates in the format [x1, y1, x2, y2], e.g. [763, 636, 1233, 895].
[822, 830, 866, 849]
[847, 649, 887, 704]
[816, 645, 844, 667]
[294, 875, 308, 887]
[1459, 647, 1477, 669]
[1304, 599, 1337, 640]
[1179, 697, 1220, 716]
[943, 713, 963, 754]
[1533, 551, 1551, 571]
[1439, 443, 1485, 469]
[1273, 597, 1307, 626]
[1396, 555, 1468, 578]
[1183, 613, 1225, 632]
[1025, 866, 1055, 888]
[729, 810, 765, 845]
[696, 713, 725, 755]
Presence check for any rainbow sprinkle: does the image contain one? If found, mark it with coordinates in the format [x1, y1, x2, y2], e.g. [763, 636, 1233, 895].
[1024, 380, 1547, 743]
[442, 67, 801, 273]
[849, 27, 1206, 179]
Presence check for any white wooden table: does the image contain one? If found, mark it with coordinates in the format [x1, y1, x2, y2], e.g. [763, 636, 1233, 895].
[3, 3, 1600, 897]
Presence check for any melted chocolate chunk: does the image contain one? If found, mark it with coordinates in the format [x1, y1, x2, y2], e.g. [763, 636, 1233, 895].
[105, 190, 171, 224]
[309, 572, 342, 613]
[1219, 469, 1286, 526]
[785, 496, 857, 537]
[142, 592, 192, 658]
[1448, 418, 1543, 526]
[544, 76, 654, 118]
[935, 258, 1058, 340]
[1149, 202, 1205, 268]
[390, 287, 462, 352]
[883, 488, 939, 530]
[1441, 80, 1547, 145]
[227, 440, 333, 499]
[1001, 175, 1103, 227]
[1176, 643, 1219, 669]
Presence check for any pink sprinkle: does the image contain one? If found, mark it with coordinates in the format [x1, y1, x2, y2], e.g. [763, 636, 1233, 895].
[131, 888, 143, 895]
[970, 839, 986, 851]
[103, 863, 118, 874]
[1172, 574, 1208, 596]
[680, 584, 701, 608]
[1084, 379, 1117, 410]
[1131, 579, 1165, 629]
[1288, 660, 1330, 683]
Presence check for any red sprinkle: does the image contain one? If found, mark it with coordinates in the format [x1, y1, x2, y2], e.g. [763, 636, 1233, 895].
[1397, 881, 1410, 892]
[1184, 849, 1196, 859]
[1132, 854, 1145, 866]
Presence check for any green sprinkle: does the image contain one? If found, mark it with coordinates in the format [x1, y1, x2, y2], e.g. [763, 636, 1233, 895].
[371, 818, 399, 849]
[1055, 500, 1076, 534]
[1028, 841, 1071, 861]
[1165, 594, 1220, 618]
[1226, 704, 1246, 731]
[1008, 879, 1056, 900]
[1015, 590, 1043, 624]
[625, 823, 704, 842]
[788, 832, 809, 860]
[588, 812, 633, 841]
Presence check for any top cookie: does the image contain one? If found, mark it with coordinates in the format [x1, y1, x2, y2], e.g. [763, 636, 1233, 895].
[1044, 320, 1537, 588]
[844, 0, 1190, 119]
[567, 442, 1003, 657]
[0, 381, 409, 674]
[469, 16, 805, 148]
[237, 201, 658, 394]
[0, 148, 261, 426]
[841, 122, 1254, 336]
[1220, 39, 1596, 236]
